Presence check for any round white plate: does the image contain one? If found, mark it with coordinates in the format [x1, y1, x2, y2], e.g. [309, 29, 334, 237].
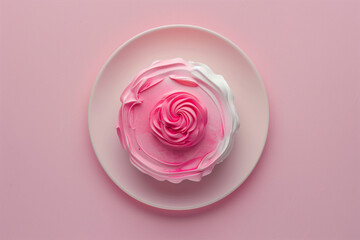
[88, 25, 269, 210]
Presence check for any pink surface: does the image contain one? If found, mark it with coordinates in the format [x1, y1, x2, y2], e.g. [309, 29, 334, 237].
[0, 0, 359, 239]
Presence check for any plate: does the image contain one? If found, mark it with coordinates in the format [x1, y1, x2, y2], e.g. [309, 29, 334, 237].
[88, 25, 269, 210]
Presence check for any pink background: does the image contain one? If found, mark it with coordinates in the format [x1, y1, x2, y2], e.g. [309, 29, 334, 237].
[1, 0, 359, 239]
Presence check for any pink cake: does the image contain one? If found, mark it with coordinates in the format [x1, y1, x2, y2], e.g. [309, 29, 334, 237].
[116, 58, 240, 183]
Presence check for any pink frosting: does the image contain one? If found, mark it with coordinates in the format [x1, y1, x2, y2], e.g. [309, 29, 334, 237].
[116, 58, 239, 183]
[149, 92, 207, 148]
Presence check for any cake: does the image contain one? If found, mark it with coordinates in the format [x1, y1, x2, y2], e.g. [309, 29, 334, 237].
[116, 58, 240, 183]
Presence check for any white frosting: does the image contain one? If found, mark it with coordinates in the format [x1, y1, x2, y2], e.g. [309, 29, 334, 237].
[190, 61, 240, 168]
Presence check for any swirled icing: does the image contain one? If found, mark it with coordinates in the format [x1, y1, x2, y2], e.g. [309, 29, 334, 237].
[149, 92, 207, 148]
[116, 58, 239, 183]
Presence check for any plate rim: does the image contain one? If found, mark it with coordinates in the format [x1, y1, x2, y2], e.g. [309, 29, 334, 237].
[88, 24, 269, 211]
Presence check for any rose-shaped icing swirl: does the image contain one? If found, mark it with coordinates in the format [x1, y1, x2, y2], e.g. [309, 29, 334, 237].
[150, 92, 207, 148]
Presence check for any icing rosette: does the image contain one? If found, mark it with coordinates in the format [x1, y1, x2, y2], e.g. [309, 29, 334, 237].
[149, 92, 208, 148]
[116, 58, 240, 183]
